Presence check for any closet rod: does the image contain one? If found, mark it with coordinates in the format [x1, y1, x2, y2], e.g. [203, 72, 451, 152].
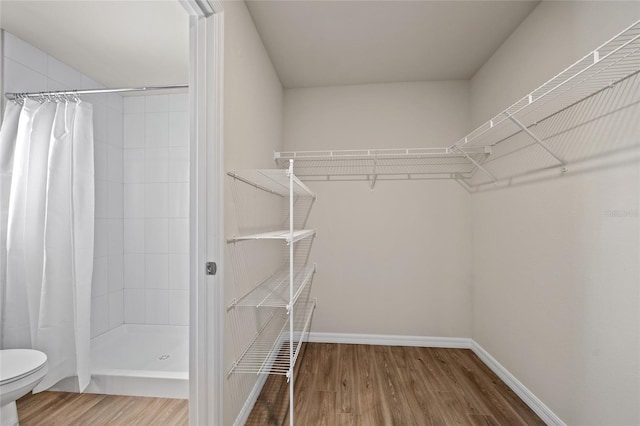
[4, 84, 188, 101]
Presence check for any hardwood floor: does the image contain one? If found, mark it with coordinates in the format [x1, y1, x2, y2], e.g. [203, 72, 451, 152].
[246, 343, 545, 426]
[16, 391, 188, 425]
[16, 344, 544, 425]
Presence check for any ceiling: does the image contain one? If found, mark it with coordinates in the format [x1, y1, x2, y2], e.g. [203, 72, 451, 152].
[0, 0, 189, 89]
[246, 0, 540, 88]
[0, 0, 539, 91]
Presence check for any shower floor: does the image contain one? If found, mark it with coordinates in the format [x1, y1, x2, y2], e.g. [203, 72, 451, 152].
[53, 324, 188, 399]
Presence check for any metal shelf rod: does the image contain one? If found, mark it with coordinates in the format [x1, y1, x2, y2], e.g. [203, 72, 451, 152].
[505, 112, 567, 169]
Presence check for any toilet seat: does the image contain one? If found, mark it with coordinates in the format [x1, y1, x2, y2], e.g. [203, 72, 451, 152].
[0, 350, 48, 385]
[0, 349, 48, 426]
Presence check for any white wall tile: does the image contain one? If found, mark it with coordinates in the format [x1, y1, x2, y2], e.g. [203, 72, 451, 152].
[95, 180, 108, 219]
[124, 254, 145, 289]
[82, 93, 107, 106]
[169, 219, 189, 254]
[124, 114, 145, 148]
[145, 290, 169, 325]
[47, 78, 69, 92]
[93, 102, 108, 143]
[109, 290, 124, 329]
[124, 183, 145, 218]
[108, 107, 124, 147]
[168, 93, 188, 112]
[91, 294, 109, 337]
[145, 254, 168, 289]
[124, 149, 145, 184]
[107, 219, 123, 255]
[47, 56, 82, 89]
[145, 183, 168, 218]
[92, 256, 109, 297]
[107, 181, 123, 219]
[123, 219, 145, 254]
[168, 147, 189, 182]
[3, 33, 48, 72]
[168, 112, 189, 147]
[168, 254, 189, 290]
[168, 183, 189, 218]
[89, 93, 191, 326]
[108, 255, 124, 292]
[94, 141, 108, 181]
[108, 94, 124, 112]
[169, 290, 189, 326]
[144, 148, 168, 183]
[124, 289, 146, 323]
[124, 96, 145, 114]
[145, 95, 168, 113]
[145, 218, 168, 253]
[94, 219, 108, 257]
[80, 75, 103, 91]
[145, 113, 169, 147]
[3, 58, 48, 93]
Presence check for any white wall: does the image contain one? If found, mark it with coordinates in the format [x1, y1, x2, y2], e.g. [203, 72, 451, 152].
[122, 94, 190, 327]
[469, 2, 640, 424]
[1, 32, 125, 339]
[284, 81, 473, 337]
[470, 1, 640, 128]
[222, 1, 284, 424]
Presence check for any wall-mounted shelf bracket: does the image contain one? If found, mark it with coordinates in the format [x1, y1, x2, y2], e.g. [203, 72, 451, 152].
[370, 157, 378, 190]
[453, 146, 497, 183]
[505, 112, 567, 172]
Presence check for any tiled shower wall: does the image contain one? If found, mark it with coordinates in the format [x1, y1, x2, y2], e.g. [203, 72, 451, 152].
[1, 32, 125, 338]
[122, 95, 189, 326]
[2, 33, 189, 335]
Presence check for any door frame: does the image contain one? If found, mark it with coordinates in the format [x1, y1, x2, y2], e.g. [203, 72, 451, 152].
[181, 1, 225, 425]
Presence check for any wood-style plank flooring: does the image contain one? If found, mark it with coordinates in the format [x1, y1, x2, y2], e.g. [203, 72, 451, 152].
[16, 344, 544, 425]
[16, 391, 188, 425]
[246, 343, 545, 426]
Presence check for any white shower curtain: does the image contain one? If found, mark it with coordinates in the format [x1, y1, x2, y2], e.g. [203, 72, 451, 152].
[0, 98, 94, 392]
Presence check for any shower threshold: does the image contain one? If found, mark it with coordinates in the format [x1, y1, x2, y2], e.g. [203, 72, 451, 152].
[51, 324, 188, 399]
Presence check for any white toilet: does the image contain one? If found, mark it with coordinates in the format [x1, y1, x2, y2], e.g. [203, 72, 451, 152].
[0, 349, 48, 426]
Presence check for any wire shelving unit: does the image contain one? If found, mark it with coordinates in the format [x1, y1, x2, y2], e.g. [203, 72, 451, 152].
[275, 19, 640, 191]
[227, 299, 315, 376]
[226, 161, 316, 426]
[275, 146, 491, 189]
[228, 263, 316, 309]
[227, 229, 316, 243]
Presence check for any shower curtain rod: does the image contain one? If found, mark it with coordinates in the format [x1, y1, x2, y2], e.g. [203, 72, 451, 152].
[4, 84, 189, 101]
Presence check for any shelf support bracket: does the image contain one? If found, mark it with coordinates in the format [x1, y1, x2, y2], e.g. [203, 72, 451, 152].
[453, 146, 497, 183]
[370, 157, 378, 190]
[505, 112, 567, 171]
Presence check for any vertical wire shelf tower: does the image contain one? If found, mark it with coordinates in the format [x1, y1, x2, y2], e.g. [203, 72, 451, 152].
[227, 160, 317, 425]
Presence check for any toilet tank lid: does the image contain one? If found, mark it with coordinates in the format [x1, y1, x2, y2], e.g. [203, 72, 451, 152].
[0, 349, 47, 383]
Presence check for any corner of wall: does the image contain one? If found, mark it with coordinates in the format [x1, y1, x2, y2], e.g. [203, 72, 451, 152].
[1, 30, 5, 116]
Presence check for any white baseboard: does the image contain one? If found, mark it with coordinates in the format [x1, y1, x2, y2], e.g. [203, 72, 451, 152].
[233, 373, 269, 426]
[306, 332, 564, 426]
[470, 341, 565, 426]
[306, 331, 473, 348]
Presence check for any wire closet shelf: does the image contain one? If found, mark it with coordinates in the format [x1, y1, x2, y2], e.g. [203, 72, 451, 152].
[226, 161, 317, 385]
[275, 19, 640, 189]
[227, 298, 315, 376]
